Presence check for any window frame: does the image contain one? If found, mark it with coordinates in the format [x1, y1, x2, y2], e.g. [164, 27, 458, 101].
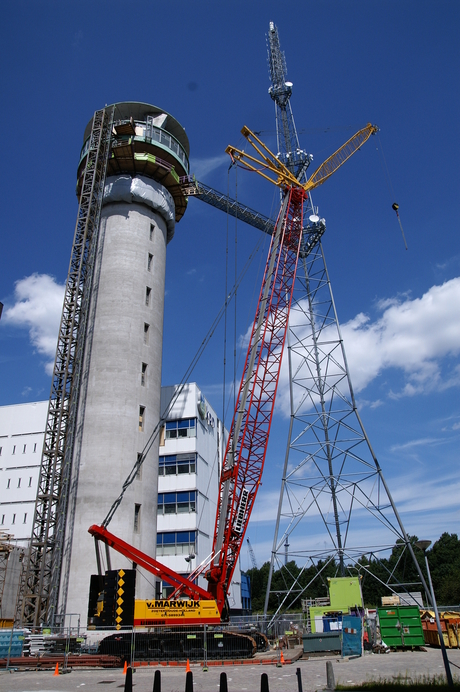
[139, 406, 145, 432]
[158, 453, 197, 476]
[158, 490, 197, 515]
[165, 418, 197, 440]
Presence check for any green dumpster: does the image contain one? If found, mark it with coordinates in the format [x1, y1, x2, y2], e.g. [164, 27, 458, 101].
[378, 605, 424, 647]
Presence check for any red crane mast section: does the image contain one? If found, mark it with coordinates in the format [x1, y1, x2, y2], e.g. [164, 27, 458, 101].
[206, 186, 305, 613]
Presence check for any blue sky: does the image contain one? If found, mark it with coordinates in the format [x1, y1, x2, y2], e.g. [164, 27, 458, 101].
[0, 1, 459, 570]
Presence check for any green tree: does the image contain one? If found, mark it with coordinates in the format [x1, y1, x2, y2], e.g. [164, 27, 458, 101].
[427, 533, 460, 607]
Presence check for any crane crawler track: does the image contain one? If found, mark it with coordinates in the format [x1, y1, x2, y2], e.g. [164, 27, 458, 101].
[98, 628, 261, 661]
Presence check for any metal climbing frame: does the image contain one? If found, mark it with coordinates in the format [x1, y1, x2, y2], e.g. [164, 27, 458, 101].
[263, 23, 428, 621]
[18, 107, 114, 627]
[264, 239, 429, 621]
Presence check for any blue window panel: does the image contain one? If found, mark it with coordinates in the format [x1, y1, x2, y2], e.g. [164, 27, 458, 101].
[164, 493, 176, 503]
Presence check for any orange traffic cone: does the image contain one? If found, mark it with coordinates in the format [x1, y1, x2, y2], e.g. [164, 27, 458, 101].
[186, 659, 191, 673]
[280, 650, 285, 665]
[123, 660, 128, 675]
[53, 662, 60, 676]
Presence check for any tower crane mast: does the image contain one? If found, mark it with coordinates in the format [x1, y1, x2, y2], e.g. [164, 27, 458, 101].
[267, 21, 312, 180]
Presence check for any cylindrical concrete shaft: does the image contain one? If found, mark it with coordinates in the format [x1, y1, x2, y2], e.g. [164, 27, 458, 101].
[63, 177, 172, 620]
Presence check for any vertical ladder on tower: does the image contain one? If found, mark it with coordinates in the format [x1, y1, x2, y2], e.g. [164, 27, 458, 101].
[17, 107, 114, 628]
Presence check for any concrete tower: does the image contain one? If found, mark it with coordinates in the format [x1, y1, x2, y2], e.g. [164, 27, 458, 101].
[60, 103, 189, 623]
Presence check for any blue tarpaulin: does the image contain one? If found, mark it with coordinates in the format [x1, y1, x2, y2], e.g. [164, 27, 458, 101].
[342, 615, 362, 657]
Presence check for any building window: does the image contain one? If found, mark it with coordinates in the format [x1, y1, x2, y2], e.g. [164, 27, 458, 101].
[12, 445, 16, 455]
[12, 514, 16, 525]
[23, 444, 26, 453]
[145, 286, 151, 306]
[139, 406, 145, 432]
[159, 453, 196, 476]
[150, 223, 155, 241]
[29, 477, 33, 487]
[6, 479, 10, 489]
[156, 531, 196, 556]
[147, 253, 153, 271]
[141, 362, 147, 386]
[33, 443, 37, 453]
[134, 504, 141, 532]
[165, 418, 196, 440]
[17, 478, 21, 488]
[158, 491, 196, 515]
[144, 323, 150, 345]
[136, 453, 143, 480]
[23, 513, 27, 524]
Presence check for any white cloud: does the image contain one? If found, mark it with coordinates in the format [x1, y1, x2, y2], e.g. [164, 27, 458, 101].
[249, 468, 460, 564]
[270, 277, 460, 415]
[4, 273, 65, 375]
[342, 277, 460, 396]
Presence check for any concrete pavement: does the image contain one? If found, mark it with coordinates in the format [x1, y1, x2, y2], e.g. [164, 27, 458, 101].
[1, 647, 460, 691]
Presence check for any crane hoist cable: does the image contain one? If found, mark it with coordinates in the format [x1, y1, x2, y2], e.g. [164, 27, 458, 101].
[376, 134, 408, 250]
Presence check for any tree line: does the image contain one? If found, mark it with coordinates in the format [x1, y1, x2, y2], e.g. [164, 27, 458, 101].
[245, 533, 460, 612]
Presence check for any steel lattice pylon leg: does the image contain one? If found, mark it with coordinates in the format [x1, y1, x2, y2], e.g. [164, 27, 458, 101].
[17, 107, 114, 628]
[264, 241, 428, 621]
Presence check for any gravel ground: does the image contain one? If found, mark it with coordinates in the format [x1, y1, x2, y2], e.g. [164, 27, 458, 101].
[1, 647, 460, 692]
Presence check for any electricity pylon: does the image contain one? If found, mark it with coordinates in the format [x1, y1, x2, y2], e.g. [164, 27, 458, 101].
[263, 22, 428, 621]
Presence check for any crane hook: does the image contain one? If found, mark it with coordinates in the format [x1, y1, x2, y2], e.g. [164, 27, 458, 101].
[392, 202, 408, 250]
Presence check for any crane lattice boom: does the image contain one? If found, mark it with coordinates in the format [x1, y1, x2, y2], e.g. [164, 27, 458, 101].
[206, 186, 306, 613]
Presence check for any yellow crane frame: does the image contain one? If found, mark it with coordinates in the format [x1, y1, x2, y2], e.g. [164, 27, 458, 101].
[226, 123, 378, 193]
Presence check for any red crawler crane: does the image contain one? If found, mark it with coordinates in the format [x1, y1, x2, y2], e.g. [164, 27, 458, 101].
[90, 123, 377, 625]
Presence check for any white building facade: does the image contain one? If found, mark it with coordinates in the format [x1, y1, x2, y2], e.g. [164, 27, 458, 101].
[0, 401, 47, 544]
[0, 387, 243, 621]
[158, 383, 242, 610]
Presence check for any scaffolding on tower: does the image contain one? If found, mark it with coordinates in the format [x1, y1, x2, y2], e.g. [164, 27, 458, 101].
[17, 107, 114, 628]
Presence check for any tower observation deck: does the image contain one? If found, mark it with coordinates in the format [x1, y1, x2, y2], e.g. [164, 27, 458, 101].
[78, 102, 190, 224]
